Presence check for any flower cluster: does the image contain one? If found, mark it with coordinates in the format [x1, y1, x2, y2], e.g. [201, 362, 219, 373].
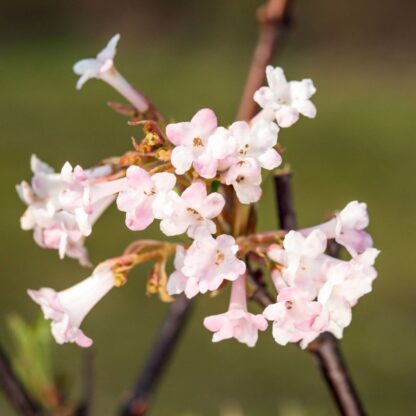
[264, 201, 379, 348]
[19, 34, 378, 349]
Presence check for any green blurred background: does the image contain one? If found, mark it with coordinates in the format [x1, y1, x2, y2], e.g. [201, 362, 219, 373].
[1, 0, 415, 414]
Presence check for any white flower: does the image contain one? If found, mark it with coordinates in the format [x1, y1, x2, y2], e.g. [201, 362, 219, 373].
[116, 166, 176, 231]
[167, 231, 246, 298]
[73, 34, 149, 112]
[223, 158, 262, 204]
[28, 262, 117, 347]
[254, 66, 317, 128]
[204, 275, 267, 347]
[154, 181, 225, 238]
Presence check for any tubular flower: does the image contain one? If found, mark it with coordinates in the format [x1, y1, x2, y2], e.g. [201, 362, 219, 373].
[263, 286, 326, 349]
[28, 262, 117, 347]
[116, 166, 176, 231]
[154, 181, 225, 237]
[204, 275, 268, 347]
[254, 66, 317, 128]
[166, 108, 223, 178]
[16, 155, 116, 265]
[167, 231, 246, 298]
[73, 34, 149, 113]
[300, 201, 373, 255]
[223, 158, 262, 204]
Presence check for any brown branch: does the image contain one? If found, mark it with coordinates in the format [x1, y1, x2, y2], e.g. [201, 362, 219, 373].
[237, 0, 293, 121]
[307, 334, 366, 416]
[274, 170, 366, 416]
[0, 344, 40, 416]
[120, 295, 193, 416]
[74, 349, 94, 416]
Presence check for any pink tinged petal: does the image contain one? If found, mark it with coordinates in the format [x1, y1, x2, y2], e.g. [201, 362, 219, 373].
[263, 303, 285, 321]
[283, 230, 306, 253]
[253, 86, 276, 109]
[203, 315, 224, 332]
[160, 217, 189, 236]
[250, 119, 279, 151]
[339, 201, 369, 230]
[208, 127, 236, 160]
[184, 278, 200, 299]
[337, 230, 373, 255]
[193, 155, 218, 179]
[275, 107, 300, 128]
[125, 199, 154, 231]
[303, 230, 327, 258]
[181, 182, 207, 208]
[199, 193, 225, 219]
[151, 172, 176, 193]
[257, 148, 282, 170]
[165, 122, 192, 146]
[190, 108, 218, 136]
[171, 146, 194, 175]
[126, 165, 152, 187]
[235, 184, 262, 204]
[75, 331, 93, 348]
[166, 271, 187, 295]
[268, 245, 285, 264]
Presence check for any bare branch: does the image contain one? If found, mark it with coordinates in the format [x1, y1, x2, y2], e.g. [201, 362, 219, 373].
[237, 0, 293, 121]
[74, 349, 94, 416]
[120, 295, 193, 416]
[0, 344, 39, 416]
[274, 170, 366, 416]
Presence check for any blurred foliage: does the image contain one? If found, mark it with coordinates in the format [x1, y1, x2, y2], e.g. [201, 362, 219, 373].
[7, 315, 57, 409]
[0, 1, 415, 415]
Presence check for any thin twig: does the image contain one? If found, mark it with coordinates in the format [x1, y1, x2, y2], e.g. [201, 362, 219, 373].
[274, 170, 366, 416]
[74, 349, 94, 416]
[237, 0, 293, 121]
[307, 334, 366, 416]
[0, 344, 39, 416]
[120, 295, 193, 416]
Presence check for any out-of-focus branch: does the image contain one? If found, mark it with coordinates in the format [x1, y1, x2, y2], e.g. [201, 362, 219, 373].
[120, 295, 193, 416]
[274, 170, 366, 416]
[0, 344, 39, 416]
[273, 168, 298, 230]
[307, 334, 366, 416]
[74, 349, 94, 416]
[237, 0, 293, 121]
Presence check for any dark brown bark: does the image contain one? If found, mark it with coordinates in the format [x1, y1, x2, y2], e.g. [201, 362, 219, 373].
[273, 171, 366, 416]
[0, 345, 40, 416]
[120, 295, 193, 416]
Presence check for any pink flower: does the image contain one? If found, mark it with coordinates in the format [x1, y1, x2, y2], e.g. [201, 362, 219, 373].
[226, 119, 281, 170]
[268, 230, 328, 299]
[223, 158, 262, 204]
[17, 156, 117, 265]
[254, 66, 317, 128]
[166, 108, 221, 178]
[116, 166, 176, 231]
[167, 231, 246, 298]
[300, 201, 373, 255]
[73, 34, 149, 113]
[317, 248, 379, 338]
[60, 162, 126, 236]
[204, 275, 268, 347]
[263, 286, 326, 348]
[28, 262, 117, 347]
[154, 181, 225, 237]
